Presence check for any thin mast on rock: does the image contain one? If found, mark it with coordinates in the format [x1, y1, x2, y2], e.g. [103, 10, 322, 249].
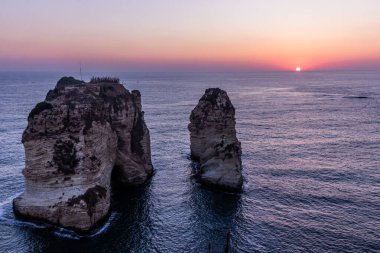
[80, 61, 83, 81]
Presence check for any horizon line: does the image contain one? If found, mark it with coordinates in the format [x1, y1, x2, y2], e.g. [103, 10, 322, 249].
[1, 69, 380, 74]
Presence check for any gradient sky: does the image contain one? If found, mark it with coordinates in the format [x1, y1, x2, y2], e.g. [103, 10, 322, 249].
[1, 0, 380, 71]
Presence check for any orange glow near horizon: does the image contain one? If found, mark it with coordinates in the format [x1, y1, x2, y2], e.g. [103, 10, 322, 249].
[1, 1, 380, 71]
[2, 31, 380, 71]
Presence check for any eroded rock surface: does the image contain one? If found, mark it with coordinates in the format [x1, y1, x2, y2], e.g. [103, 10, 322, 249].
[13, 77, 153, 232]
[188, 88, 243, 192]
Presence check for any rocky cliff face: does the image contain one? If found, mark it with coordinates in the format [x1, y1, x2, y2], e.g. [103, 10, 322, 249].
[13, 77, 153, 232]
[188, 88, 243, 192]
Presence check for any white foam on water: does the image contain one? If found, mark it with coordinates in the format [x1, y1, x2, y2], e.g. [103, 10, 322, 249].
[53, 228, 81, 240]
[52, 211, 119, 239]
[88, 212, 118, 237]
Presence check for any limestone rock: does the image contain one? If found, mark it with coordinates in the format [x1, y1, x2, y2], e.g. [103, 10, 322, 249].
[13, 77, 153, 232]
[188, 88, 243, 192]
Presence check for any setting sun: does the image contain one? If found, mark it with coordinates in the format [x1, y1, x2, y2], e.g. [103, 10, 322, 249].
[296, 67, 302, 72]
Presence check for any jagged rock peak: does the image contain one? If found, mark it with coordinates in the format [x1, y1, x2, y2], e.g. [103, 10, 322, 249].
[189, 88, 243, 192]
[200, 88, 234, 109]
[13, 76, 153, 232]
[56, 76, 85, 88]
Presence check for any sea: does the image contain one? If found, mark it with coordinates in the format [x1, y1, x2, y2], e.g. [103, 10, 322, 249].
[0, 71, 379, 253]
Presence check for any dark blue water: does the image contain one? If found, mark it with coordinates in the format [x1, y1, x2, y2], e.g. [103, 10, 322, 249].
[0, 71, 379, 252]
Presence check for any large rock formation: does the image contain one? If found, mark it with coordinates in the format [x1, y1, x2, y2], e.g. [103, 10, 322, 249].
[188, 88, 243, 192]
[13, 77, 153, 232]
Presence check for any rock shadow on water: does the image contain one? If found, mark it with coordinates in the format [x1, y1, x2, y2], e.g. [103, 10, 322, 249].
[189, 161, 242, 253]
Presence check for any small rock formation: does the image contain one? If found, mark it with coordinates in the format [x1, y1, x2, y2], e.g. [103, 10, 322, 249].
[188, 88, 243, 192]
[13, 77, 153, 232]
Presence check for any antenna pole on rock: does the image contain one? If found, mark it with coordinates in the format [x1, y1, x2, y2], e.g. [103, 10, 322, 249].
[80, 61, 83, 81]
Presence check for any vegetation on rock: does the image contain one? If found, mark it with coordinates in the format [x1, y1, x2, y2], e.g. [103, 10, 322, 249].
[90, 77, 120, 84]
[56, 76, 84, 88]
[28, 102, 53, 119]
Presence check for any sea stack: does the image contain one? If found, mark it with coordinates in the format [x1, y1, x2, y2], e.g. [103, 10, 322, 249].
[188, 88, 243, 192]
[13, 77, 153, 232]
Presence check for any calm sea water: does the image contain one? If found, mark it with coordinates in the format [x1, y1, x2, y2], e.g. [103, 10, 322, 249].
[0, 71, 379, 253]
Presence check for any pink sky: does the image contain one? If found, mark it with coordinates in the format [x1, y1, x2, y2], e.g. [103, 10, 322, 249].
[1, 0, 380, 71]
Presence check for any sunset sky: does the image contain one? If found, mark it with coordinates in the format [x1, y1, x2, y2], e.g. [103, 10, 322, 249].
[1, 0, 380, 71]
